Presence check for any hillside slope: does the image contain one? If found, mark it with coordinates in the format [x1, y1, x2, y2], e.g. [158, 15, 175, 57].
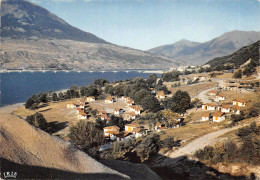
[0, 104, 160, 179]
[206, 40, 260, 68]
[148, 31, 260, 65]
[0, 0, 183, 70]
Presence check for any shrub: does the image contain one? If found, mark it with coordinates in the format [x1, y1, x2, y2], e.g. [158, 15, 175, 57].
[26, 112, 48, 131]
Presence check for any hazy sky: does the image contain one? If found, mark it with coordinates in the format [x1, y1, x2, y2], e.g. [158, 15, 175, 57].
[29, 0, 260, 50]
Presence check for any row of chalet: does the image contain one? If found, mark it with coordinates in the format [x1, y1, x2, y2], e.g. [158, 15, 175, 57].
[67, 99, 90, 120]
[103, 124, 148, 141]
[201, 112, 226, 122]
[202, 103, 242, 114]
[208, 91, 226, 102]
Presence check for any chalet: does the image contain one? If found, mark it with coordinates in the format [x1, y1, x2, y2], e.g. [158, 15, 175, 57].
[202, 103, 216, 111]
[116, 131, 133, 142]
[114, 108, 123, 115]
[67, 103, 78, 108]
[86, 96, 95, 102]
[103, 126, 120, 141]
[132, 128, 147, 138]
[125, 123, 140, 132]
[126, 100, 134, 106]
[121, 96, 127, 101]
[208, 91, 217, 96]
[129, 105, 142, 114]
[105, 96, 114, 104]
[155, 122, 168, 131]
[101, 113, 108, 120]
[76, 107, 84, 114]
[233, 99, 246, 107]
[157, 126, 167, 132]
[232, 106, 241, 114]
[124, 112, 136, 121]
[156, 91, 166, 100]
[201, 112, 210, 121]
[212, 112, 225, 122]
[218, 105, 231, 113]
[78, 112, 87, 120]
[215, 94, 226, 102]
[150, 88, 156, 94]
[98, 110, 107, 115]
[126, 97, 134, 103]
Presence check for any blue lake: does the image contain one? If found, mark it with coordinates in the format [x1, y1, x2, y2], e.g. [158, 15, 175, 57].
[0, 71, 156, 107]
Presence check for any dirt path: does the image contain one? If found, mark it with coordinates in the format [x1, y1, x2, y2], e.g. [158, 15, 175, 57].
[197, 87, 215, 103]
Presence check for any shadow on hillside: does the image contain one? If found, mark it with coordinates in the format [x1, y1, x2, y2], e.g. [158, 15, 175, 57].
[38, 108, 52, 113]
[150, 155, 249, 180]
[0, 158, 127, 179]
[48, 121, 69, 134]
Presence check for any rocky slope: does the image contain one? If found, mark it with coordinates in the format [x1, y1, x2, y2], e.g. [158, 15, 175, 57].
[0, 104, 160, 179]
[148, 31, 260, 65]
[0, 0, 183, 70]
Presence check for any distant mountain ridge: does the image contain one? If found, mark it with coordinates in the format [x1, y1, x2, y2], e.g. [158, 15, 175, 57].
[0, 0, 183, 70]
[148, 31, 260, 65]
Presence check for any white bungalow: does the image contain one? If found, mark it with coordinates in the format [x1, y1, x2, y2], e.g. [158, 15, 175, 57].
[125, 123, 140, 132]
[114, 108, 123, 115]
[76, 107, 84, 114]
[208, 91, 217, 96]
[78, 112, 87, 120]
[86, 96, 95, 102]
[218, 105, 231, 113]
[215, 94, 226, 102]
[233, 99, 246, 107]
[105, 96, 114, 104]
[116, 131, 133, 142]
[103, 126, 120, 141]
[126, 100, 134, 106]
[132, 128, 146, 138]
[67, 103, 78, 108]
[156, 91, 166, 100]
[101, 113, 108, 120]
[201, 112, 210, 121]
[202, 103, 216, 111]
[232, 106, 241, 114]
[212, 112, 225, 122]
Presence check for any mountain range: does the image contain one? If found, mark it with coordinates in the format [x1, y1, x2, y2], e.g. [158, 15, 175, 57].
[0, 0, 183, 70]
[148, 31, 260, 65]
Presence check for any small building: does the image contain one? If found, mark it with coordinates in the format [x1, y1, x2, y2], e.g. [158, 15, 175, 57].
[78, 112, 87, 120]
[116, 131, 133, 142]
[150, 88, 156, 94]
[233, 99, 246, 107]
[105, 96, 114, 104]
[98, 110, 107, 115]
[156, 91, 166, 100]
[101, 113, 108, 120]
[155, 122, 168, 131]
[103, 126, 120, 141]
[127, 100, 134, 106]
[212, 112, 225, 122]
[208, 91, 217, 96]
[114, 108, 123, 115]
[121, 96, 127, 101]
[125, 123, 140, 132]
[202, 103, 216, 111]
[132, 128, 146, 138]
[201, 112, 210, 121]
[67, 103, 78, 108]
[76, 107, 84, 114]
[218, 105, 231, 113]
[232, 106, 241, 114]
[86, 96, 95, 102]
[215, 94, 226, 102]
[157, 126, 167, 132]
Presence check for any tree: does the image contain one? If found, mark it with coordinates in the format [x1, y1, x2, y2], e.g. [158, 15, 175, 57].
[94, 79, 109, 87]
[162, 136, 176, 150]
[162, 109, 180, 126]
[141, 95, 161, 113]
[133, 89, 150, 104]
[26, 112, 48, 131]
[164, 90, 191, 114]
[68, 120, 103, 157]
[52, 92, 58, 101]
[58, 92, 64, 100]
[136, 134, 160, 162]
[233, 70, 242, 78]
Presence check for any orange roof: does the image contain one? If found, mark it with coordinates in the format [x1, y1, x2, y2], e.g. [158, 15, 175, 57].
[106, 96, 113, 100]
[232, 106, 240, 110]
[116, 131, 132, 138]
[127, 100, 133, 104]
[114, 108, 121, 111]
[135, 107, 141, 111]
[104, 126, 120, 130]
[101, 114, 108, 118]
[79, 112, 87, 116]
[233, 99, 245, 103]
[87, 96, 95, 99]
[98, 110, 107, 114]
[204, 103, 216, 107]
[129, 112, 136, 116]
[212, 112, 224, 117]
[125, 123, 139, 128]
[106, 130, 120, 135]
[132, 128, 144, 133]
[77, 108, 83, 111]
[156, 91, 165, 96]
[217, 94, 226, 97]
[201, 112, 210, 117]
[209, 91, 216, 93]
[159, 127, 167, 130]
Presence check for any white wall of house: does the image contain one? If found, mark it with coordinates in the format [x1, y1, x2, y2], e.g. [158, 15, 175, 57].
[201, 116, 209, 121]
[213, 116, 225, 122]
[207, 106, 216, 110]
[221, 108, 230, 113]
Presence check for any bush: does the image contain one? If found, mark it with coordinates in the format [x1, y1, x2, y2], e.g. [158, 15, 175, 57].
[232, 70, 242, 78]
[26, 113, 48, 131]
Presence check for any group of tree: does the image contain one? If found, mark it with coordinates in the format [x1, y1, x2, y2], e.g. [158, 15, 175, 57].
[195, 122, 260, 165]
[161, 71, 180, 82]
[68, 120, 104, 157]
[25, 93, 48, 109]
[163, 90, 191, 114]
[25, 112, 48, 132]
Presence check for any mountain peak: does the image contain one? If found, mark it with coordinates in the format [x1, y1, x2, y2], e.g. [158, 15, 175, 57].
[1, 0, 108, 43]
